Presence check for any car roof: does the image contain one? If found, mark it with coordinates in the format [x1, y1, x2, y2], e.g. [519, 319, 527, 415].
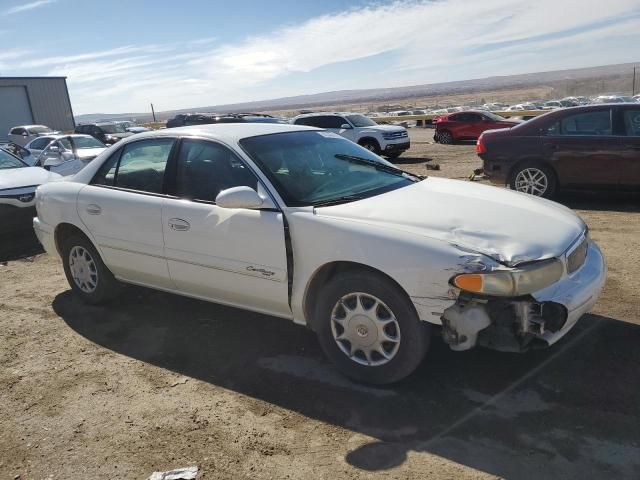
[14, 125, 50, 129]
[122, 123, 318, 144]
[294, 112, 360, 118]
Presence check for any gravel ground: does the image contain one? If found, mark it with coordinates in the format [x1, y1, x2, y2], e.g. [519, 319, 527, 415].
[1, 129, 639, 479]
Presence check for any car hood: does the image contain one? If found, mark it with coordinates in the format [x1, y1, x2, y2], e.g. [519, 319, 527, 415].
[315, 177, 585, 266]
[360, 125, 407, 134]
[0, 167, 62, 190]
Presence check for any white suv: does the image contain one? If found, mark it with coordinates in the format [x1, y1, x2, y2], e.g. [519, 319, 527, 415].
[292, 112, 410, 159]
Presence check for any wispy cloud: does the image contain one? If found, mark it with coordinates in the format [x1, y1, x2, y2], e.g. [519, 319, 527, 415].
[5, 0, 56, 15]
[1, 0, 638, 114]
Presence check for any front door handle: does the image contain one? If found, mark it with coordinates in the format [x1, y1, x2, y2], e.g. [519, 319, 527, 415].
[168, 218, 190, 231]
[86, 204, 102, 215]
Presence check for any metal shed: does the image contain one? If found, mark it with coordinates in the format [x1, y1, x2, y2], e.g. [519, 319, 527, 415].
[0, 77, 75, 142]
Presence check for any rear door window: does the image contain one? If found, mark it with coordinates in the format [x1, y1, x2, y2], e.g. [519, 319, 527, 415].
[92, 139, 174, 193]
[29, 137, 52, 150]
[553, 110, 612, 136]
[622, 109, 640, 136]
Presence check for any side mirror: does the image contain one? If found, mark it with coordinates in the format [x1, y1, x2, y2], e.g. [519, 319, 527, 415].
[340, 123, 353, 129]
[216, 186, 265, 209]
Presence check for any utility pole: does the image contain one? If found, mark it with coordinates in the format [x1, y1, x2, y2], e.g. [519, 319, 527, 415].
[151, 103, 157, 122]
[633, 66, 637, 96]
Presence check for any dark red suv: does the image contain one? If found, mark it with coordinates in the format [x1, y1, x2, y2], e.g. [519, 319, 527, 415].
[477, 104, 640, 198]
[434, 111, 520, 144]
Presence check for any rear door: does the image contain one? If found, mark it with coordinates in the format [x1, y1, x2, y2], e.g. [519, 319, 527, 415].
[542, 108, 622, 186]
[77, 138, 176, 288]
[161, 138, 291, 317]
[618, 107, 640, 186]
[463, 113, 484, 139]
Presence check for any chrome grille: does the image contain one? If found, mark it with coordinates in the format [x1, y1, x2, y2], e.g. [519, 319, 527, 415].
[567, 237, 588, 274]
[383, 131, 409, 139]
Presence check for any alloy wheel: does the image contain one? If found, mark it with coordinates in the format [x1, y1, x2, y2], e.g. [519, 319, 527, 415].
[515, 167, 548, 196]
[438, 131, 453, 144]
[330, 292, 401, 366]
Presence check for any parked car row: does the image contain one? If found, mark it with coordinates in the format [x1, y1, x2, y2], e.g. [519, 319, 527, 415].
[372, 93, 640, 118]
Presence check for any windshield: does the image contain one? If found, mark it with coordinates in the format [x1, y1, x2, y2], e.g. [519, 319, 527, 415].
[99, 123, 126, 134]
[483, 112, 507, 121]
[28, 126, 53, 134]
[345, 114, 378, 127]
[0, 149, 27, 169]
[240, 131, 418, 207]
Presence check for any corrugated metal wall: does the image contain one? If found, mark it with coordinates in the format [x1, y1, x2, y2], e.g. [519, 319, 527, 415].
[0, 77, 75, 140]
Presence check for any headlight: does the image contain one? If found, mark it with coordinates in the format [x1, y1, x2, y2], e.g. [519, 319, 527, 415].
[452, 259, 563, 296]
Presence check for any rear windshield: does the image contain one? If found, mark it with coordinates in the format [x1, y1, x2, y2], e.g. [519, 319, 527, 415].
[99, 124, 127, 134]
[28, 126, 53, 134]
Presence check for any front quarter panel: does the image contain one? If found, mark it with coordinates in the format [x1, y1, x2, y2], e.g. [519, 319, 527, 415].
[287, 210, 496, 326]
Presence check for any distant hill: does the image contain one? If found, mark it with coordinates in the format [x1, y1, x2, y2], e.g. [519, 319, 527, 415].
[75, 62, 639, 123]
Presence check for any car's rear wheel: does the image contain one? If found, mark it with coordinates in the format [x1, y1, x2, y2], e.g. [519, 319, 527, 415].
[437, 130, 454, 144]
[61, 234, 121, 304]
[510, 162, 557, 198]
[314, 271, 430, 384]
[359, 139, 380, 154]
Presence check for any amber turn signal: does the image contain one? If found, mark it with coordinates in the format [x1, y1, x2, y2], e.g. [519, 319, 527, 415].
[453, 274, 483, 292]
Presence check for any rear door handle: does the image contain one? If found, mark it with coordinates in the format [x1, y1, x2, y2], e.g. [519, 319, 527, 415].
[168, 218, 190, 231]
[86, 204, 101, 215]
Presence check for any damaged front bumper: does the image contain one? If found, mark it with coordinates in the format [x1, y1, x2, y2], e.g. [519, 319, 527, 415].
[441, 239, 606, 352]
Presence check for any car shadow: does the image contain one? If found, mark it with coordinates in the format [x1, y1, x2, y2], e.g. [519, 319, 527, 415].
[0, 230, 44, 263]
[52, 286, 640, 479]
[556, 190, 640, 213]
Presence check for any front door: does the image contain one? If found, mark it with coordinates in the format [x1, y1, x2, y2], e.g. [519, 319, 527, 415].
[543, 108, 622, 186]
[161, 138, 291, 318]
[77, 137, 175, 288]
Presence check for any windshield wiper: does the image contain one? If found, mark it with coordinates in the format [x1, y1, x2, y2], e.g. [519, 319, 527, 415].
[312, 194, 368, 208]
[334, 154, 422, 180]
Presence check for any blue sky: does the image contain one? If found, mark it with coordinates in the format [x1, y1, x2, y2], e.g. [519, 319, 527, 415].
[1, 0, 639, 114]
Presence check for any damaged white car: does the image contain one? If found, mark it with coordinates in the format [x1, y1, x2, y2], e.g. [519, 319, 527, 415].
[33, 124, 606, 384]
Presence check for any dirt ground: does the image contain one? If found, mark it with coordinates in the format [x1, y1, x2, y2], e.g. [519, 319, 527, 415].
[1, 129, 639, 479]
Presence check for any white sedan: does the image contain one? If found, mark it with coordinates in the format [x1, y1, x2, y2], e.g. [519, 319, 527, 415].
[33, 124, 606, 384]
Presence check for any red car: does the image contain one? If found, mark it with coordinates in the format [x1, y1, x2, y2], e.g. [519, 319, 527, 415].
[434, 111, 521, 144]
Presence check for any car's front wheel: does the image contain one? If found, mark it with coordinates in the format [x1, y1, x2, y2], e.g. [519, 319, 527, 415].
[314, 271, 430, 384]
[359, 139, 380, 154]
[61, 234, 121, 304]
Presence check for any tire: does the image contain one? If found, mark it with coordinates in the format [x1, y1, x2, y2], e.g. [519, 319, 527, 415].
[61, 234, 121, 305]
[314, 271, 430, 385]
[509, 162, 557, 199]
[359, 139, 380, 154]
[437, 130, 454, 144]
